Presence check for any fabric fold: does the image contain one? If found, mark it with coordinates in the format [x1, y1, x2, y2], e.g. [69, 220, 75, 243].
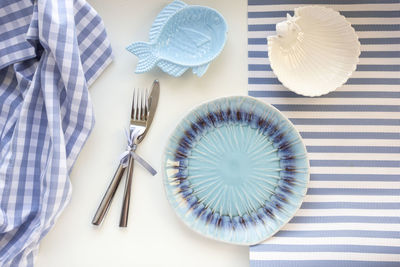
[0, 0, 112, 266]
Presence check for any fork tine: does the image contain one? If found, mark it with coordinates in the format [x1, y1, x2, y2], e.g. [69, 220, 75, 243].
[144, 89, 148, 120]
[137, 89, 141, 121]
[135, 88, 138, 121]
[139, 88, 142, 121]
[140, 88, 143, 120]
[135, 88, 139, 121]
[141, 88, 146, 121]
[131, 88, 136, 120]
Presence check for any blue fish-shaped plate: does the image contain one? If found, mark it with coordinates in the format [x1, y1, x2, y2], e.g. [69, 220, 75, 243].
[127, 1, 228, 77]
[163, 96, 310, 245]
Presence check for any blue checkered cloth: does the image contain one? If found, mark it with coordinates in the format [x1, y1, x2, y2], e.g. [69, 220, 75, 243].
[0, 0, 112, 266]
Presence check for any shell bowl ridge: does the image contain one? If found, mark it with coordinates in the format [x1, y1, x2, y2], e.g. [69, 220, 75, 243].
[268, 6, 361, 97]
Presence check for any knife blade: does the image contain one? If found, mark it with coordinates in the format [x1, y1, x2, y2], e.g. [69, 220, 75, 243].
[137, 79, 160, 143]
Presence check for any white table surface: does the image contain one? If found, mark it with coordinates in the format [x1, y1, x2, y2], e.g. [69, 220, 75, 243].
[36, 0, 249, 266]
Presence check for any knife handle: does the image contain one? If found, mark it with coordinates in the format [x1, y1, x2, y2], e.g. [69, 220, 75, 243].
[92, 163, 125, 226]
[119, 155, 135, 227]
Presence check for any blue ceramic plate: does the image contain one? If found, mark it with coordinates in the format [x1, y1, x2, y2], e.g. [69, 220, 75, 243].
[163, 96, 309, 245]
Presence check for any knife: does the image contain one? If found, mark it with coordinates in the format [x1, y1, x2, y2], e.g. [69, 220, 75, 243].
[92, 80, 160, 226]
[119, 80, 160, 227]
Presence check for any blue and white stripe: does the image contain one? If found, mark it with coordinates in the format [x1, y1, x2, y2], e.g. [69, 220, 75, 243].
[248, 0, 400, 266]
[0, 0, 112, 266]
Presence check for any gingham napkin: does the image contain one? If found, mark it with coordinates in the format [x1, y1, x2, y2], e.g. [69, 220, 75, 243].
[0, 0, 112, 266]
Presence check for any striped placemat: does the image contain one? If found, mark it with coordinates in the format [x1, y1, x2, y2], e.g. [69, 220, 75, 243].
[247, 0, 400, 266]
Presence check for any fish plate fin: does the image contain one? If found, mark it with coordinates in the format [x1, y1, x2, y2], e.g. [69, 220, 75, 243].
[157, 61, 188, 77]
[149, 0, 187, 42]
[192, 63, 210, 77]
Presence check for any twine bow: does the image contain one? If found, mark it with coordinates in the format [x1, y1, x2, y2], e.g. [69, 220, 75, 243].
[119, 128, 157, 176]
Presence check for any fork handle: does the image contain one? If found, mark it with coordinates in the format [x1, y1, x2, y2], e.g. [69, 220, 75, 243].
[92, 163, 126, 226]
[119, 155, 135, 227]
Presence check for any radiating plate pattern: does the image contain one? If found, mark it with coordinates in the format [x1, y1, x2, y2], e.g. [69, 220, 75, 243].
[163, 96, 309, 245]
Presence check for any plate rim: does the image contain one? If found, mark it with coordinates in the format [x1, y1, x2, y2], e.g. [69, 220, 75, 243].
[162, 95, 310, 246]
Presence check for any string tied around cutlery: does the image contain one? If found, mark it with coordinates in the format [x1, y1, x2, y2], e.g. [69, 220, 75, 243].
[119, 128, 157, 176]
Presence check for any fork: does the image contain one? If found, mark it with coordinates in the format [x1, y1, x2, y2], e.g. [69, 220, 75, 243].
[119, 88, 148, 227]
[91, 88, 149, 227]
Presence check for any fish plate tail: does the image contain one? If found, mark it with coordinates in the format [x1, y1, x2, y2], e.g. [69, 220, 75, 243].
[126, 42, 158, 73]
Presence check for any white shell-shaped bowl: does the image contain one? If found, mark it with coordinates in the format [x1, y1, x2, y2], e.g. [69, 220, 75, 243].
[268, 6, 361, 97]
